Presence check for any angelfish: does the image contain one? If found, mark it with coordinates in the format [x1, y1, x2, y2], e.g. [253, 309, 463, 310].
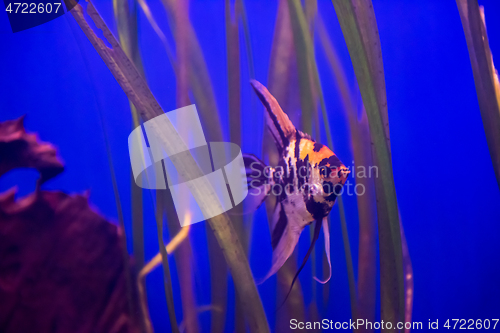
[244, 80, 350, 295]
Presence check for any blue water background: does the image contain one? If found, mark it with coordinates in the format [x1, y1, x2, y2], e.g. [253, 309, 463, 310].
[1, 0, 500, 331]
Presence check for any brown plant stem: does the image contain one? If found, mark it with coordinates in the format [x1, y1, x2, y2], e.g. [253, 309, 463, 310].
[137, 220, 191, 333]
[69, 2, 269, 332]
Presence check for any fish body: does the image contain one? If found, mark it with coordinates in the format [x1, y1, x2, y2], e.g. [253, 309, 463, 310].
[245, 80, 349, 287]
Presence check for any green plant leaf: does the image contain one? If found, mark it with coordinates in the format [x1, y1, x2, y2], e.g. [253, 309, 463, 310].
[400, 221, 413, 333]
[317, 13, 377, 329]
[456, 0, 500, 190]
[287, 0, 316, 137]
[287, 0, 357, 320]
[266, 1, 307, 327]
[112, 1, 150, 330]
[69, 2, 269, 332]
[137, 0, 228, 329]
[331, 1, 405, 330]
[224, 1, 247, 331]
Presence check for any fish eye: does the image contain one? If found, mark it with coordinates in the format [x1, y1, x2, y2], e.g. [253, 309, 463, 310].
[320, 167, 330, 178]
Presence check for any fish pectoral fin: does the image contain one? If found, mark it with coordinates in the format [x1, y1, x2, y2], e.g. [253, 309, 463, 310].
[235, 183, 271, 215]
[314, 217, 331, 284]
[233, 154, 273, 215]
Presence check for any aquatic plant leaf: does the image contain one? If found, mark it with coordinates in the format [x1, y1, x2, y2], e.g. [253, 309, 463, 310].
[226, 0, 241, 148]
[317, 14, 378, 329]
[288, 0, 356, 318]
[134, 216, 192, 332]
[0, 188, 139, 333]
[113, 0, 146, 285]
[300, 1, 322, 313]
[237, 0, 256, 82]
[287, 0, 316, 137]
[236, 0, 258, 254]
[156, 190, 182, 333]
[456, 0, 500, 189]
[224, 1, 249, 330]
[136, 0, 176, 66]
[156, 0, 224, 143]
[0, 116, 63, 184]
[167, 2, 201, 332]
[137, 217, 190, 333]
[149, 1, 230, 329]
[400, 221, 413, 333]
[267, 1, 308, 327]
[137, 0, 225, 155]
[350, 113, 378, 331]
[96, 98, 136, 332]
[265, 0, 294, 168]
[331, 0, 405, 329]
[113, 0, 144, 81]
[69, 3, 269, 332]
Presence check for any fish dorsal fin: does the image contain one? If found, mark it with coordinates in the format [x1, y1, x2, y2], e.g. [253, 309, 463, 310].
[250, 80, 296, 152]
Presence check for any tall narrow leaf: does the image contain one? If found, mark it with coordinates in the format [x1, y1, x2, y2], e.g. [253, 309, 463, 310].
[168, 2, 200, 331]
[287, 0, 357, 320]
[456, 0, 500, 189]
[154, 0, 230, 330]
[350, 113, 378, 332]
[301, 1, 320, 315]
[331, 1, 405, 330]
[113, 0, 145, 291]
[400, 222, 413, 333]
[236, 0, 258, 254]
[137, 222, 191, 333]
[287, 0, 316, 136]
[317, 14, 377, 330]
[267, 1, 307, 328]
[155, 190, 179, 333]
[224, 1, 247, 331]
[69, 2, 269, 332]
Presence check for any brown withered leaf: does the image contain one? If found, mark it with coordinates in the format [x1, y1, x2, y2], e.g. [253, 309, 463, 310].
[0, 117, 139, 333]
[0, 189, 138, 333]
[0, 116, 64, 183]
